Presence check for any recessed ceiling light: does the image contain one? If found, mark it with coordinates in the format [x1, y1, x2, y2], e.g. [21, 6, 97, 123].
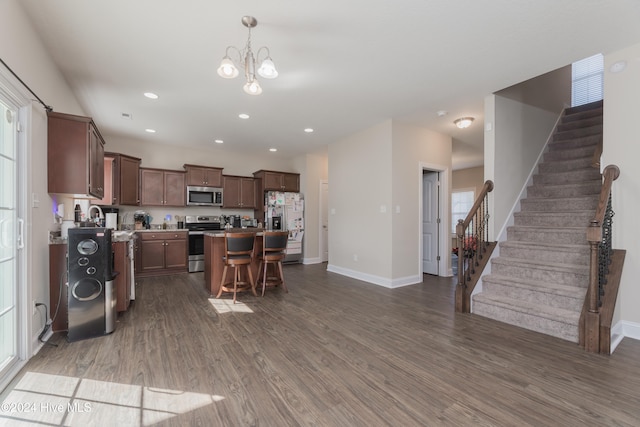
[238, 113, 250, 119]
[214, 139, 223, 144]
[609, 60, 627, 73]
[304, 128, 314, 133]
[269, 148, 277, 152]
[145, 128, 156, 133]
[144, 92, 159, 99]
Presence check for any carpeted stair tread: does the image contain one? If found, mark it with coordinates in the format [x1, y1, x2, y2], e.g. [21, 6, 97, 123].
[552, 126, 603, 142]
[519, 196, 599, 212]
[499, 240, 590, 252]
[491, 256, 589, 278]
[513, 211, 594, 227]
[526, 181, 601, 198]
[543, 145, 601, 161]
[548, 135, 600, 150]
[538, 156, 594, 172]
[473, 294, 580, 324]
[498, 240, 590, 266]
[482, 274, 587, 298]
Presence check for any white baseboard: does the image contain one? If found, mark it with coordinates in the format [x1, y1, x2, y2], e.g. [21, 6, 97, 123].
[31, 327, 54, 355]
[302, 257, 323, 265]
[611, 320, 640, 353]
[326, 264, 421, 288]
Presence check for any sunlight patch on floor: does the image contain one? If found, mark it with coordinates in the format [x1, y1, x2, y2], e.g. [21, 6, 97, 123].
[209, 298, 254, 314]
[0, 372, 224, 426]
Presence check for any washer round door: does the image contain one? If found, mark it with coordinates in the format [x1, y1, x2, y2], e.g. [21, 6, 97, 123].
[71, 278, 103, 301]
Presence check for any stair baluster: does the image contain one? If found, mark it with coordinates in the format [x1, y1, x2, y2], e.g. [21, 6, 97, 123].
[455, 180, 494, 313]
[584, 164, 619, 352]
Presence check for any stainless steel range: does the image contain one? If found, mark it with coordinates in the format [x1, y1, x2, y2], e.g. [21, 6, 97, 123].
[185, 215, 222, 272]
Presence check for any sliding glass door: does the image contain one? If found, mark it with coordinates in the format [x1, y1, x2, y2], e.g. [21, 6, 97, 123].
[0, 95, 21, 385]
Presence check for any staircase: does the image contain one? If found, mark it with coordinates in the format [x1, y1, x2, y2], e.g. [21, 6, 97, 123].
[473, 101, 603, 343]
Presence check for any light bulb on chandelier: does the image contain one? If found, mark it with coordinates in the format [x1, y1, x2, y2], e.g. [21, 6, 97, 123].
[217, 16, 278, 95]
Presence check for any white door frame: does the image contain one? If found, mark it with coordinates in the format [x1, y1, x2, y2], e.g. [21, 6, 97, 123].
[418, 162, 451, 277]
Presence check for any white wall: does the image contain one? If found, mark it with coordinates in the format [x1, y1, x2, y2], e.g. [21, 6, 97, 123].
[484, 95, 559, 239]
[327, 120, 452, 286]
[0, 0, 84, 343]
[603, 42, 640, 332]
[328, 121, 393, 280]
[392, 122, 452, 281]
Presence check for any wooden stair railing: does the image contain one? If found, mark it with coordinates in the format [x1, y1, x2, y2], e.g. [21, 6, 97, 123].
[455, 180, 496, 313]
[581, 164, 624, 354]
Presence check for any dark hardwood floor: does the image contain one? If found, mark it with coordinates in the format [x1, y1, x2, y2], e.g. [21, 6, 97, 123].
[3, 263, 640, 426]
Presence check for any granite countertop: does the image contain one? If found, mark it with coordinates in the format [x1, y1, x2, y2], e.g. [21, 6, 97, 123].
[135, 228, 189, 233]
[49, 229, 137, 245]
[204, 228, 264, 237]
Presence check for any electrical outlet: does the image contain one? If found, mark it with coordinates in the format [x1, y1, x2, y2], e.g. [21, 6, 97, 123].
[353, 254, 358, 262]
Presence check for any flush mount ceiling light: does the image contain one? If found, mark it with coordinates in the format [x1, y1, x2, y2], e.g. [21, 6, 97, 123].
[454, 117, 475, 129]
[217, 16, 278, 96]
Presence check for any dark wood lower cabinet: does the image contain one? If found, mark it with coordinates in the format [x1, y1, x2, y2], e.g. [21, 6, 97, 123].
[136, 231, 188, 277]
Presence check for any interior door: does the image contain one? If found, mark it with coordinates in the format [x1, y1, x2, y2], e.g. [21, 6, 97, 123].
[320, 181, 329, 262]
[422, 171, 439, 275]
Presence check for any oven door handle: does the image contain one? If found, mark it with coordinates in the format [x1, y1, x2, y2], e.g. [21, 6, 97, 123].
[189, 231, 205, 235]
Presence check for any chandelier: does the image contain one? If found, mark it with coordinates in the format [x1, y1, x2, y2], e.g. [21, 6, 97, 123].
[217, 16, 278, 95]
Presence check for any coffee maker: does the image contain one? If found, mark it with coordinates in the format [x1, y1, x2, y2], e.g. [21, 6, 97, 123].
[134, 211, 147, 230]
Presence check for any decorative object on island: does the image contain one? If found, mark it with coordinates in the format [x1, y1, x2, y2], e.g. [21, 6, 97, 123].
[217, 16, 278, 95]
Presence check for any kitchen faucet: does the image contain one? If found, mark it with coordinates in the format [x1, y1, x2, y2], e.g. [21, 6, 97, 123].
[88, 205, 104, 225]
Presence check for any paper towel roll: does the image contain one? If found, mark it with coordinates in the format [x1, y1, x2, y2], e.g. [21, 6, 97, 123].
[61, 220, 75, 239]
[105, 213, 117, 229]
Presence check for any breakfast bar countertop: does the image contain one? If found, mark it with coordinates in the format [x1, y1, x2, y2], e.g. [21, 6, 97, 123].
[203, 228, 264, 237]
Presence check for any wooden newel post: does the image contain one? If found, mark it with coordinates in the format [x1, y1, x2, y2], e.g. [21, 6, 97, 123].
[585, 219, 601, 352]
[455, 219, 466, 312]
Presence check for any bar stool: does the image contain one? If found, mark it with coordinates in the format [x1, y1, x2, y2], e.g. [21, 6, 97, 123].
[216, 232, 257, 303]
[257, 231, 289, 296]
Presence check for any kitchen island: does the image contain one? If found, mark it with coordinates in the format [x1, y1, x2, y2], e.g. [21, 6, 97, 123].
[203, 229, 264, 296]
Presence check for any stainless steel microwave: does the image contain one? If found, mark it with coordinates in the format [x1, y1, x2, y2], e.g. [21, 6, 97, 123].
[186, 186, 223, 206]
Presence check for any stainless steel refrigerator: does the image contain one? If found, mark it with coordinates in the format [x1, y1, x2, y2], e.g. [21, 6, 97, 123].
[265, 191, 304, 263]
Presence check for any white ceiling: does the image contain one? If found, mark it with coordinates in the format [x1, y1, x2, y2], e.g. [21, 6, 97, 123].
[18, 1, 640, 168]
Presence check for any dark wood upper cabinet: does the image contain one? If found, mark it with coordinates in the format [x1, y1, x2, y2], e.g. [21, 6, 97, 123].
[47, 111, 105, 198]
[222, 175, 256, 209]
[184, 164, 223, 187]
[93, 152, 141, 206]
[140, 168, 185, 207]
[253, 170, 300, 192]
